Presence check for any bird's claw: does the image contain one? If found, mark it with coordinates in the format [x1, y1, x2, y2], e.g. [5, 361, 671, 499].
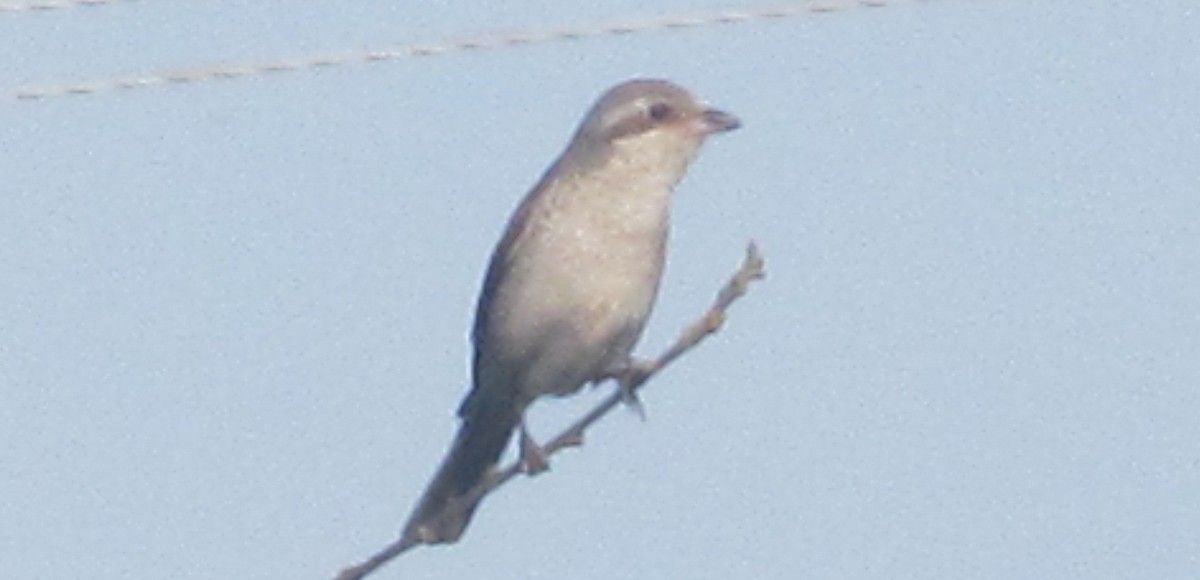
[606, 359, 655, 420]
[519, 425, 550, 475]
[620, 386, 646, 421]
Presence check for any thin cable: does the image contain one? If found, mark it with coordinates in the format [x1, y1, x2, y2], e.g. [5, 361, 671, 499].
[0, 0, 134, 13]
[8, 0, 890, 101]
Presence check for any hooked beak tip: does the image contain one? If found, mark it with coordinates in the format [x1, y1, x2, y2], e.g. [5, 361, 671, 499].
[702, 108, 741, 133]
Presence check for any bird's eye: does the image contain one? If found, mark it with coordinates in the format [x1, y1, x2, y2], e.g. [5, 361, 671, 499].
[647, 102, 673, 122]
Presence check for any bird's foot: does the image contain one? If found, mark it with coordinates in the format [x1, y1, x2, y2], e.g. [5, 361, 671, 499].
[604, 358, 656, 420]
[519, 424, 550, 476]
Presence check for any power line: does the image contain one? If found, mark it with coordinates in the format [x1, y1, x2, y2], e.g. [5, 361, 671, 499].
[9, 0, 893, 102]
[0, 0, 134, 13]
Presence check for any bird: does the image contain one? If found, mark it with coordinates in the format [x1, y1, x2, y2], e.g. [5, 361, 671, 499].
[402, 79, 740, 544]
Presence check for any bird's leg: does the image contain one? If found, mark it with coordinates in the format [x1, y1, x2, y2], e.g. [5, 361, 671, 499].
[601, 358, 656, 420]
[518, 419, 550, 476]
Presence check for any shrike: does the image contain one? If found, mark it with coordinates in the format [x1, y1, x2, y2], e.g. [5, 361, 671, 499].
[404, 79, 740, 544]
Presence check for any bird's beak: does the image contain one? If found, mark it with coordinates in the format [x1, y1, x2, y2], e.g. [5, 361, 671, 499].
[700, 108, 741, 134]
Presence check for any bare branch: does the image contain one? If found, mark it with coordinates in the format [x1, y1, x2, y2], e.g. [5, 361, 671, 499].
[336, 241, 765, 580]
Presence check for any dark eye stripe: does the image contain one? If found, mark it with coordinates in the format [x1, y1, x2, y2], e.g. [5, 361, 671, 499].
[601, 100, 685, 141]
[648, 102, 673, 122]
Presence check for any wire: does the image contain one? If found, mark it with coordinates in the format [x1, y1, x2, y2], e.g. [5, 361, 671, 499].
[0, 0, 134, 13]
[8, 0, 891, 102]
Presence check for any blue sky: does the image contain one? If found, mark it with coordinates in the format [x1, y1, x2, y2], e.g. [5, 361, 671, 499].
[2, 1, 1198, 579]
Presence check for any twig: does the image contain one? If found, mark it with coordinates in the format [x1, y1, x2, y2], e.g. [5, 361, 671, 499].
[337, 241, 766, 580]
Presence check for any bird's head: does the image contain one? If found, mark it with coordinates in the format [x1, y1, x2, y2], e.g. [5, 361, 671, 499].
[566, 79, 740, 175]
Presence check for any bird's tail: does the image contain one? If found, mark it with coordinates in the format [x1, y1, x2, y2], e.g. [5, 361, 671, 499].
[402, 391, 518, 544]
